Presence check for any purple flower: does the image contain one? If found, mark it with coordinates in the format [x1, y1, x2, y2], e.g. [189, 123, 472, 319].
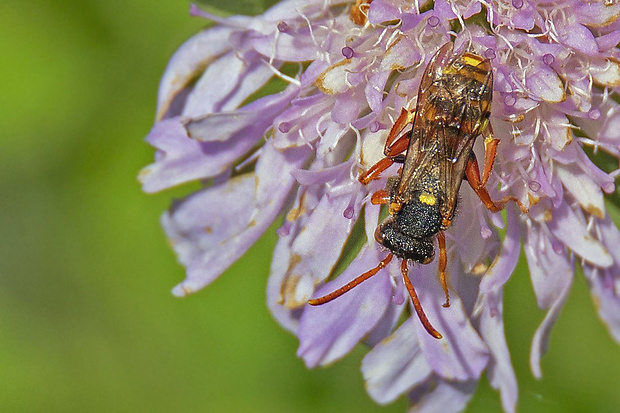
[140, 0, 620, 412]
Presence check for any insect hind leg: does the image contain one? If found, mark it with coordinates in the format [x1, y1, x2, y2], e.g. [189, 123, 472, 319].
[465, 152, 528, 214]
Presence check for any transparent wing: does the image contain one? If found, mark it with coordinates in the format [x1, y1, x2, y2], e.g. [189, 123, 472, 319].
[396, 43, 493, 218]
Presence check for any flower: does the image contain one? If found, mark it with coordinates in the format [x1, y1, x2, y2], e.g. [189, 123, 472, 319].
[140, 0, 620, 412]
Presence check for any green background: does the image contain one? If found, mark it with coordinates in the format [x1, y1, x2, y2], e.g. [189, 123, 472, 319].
[1, 0, 619, 411]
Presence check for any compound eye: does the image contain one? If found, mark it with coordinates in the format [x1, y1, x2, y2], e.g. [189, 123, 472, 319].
[374, 225, 386, 245]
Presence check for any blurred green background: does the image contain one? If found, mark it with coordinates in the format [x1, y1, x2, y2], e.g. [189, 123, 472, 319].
[1, 0, 619, 411]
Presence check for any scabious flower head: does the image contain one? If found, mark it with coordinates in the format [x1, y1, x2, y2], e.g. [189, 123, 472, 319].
[140, 1, 620, 411]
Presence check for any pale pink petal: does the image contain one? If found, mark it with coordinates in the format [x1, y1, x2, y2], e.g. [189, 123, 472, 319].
[298, 245, 392, 367]
[362, 318, 432, 404]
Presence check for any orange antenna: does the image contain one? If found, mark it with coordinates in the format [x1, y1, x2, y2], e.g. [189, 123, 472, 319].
[308, 254, 393, 306]
[401, 259, 443, 339]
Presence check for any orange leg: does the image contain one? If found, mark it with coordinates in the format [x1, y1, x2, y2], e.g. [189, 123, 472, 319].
[308, 254, 393, 306]
[359, 108, 416, 185]
[466, 153, 528, 214]
[384, 108, 416, 155]
[437, 232, 450, 308]
[401, 260, 442, 339]
[481, 126, 500, 187]
[370, 189, 390, 205]
[359, 157, 394, 184]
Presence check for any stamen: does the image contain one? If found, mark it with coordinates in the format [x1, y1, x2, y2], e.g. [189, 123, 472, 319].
[504, 94, 517, 107]
[343, 205, 355, 219]
[552, 240, 565, 255]
[543, 53, 555, 66]
[369, 121, 382, 133]
[277, 21, 290, 33]
[277, 221, 292, 237]
[512, 0, 523, 9]
[427, 16, 440, 28]
[528, 180, 541, 192]
[484, 48, 496, 60]
[341, 46, 354, 59]
[278, 121, 291, 133]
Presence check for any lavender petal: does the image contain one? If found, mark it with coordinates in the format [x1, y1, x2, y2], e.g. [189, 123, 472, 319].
[362, 318, 432, 404]
[156, 27, 234, 119]
[170, 142, 309, 296]
[297, 246, 392, 367]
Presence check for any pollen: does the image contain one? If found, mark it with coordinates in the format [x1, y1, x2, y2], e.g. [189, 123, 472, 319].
[418, 192, 436, 205]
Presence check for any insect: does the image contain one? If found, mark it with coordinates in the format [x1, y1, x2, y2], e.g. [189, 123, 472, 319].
[308, 42, 526, 339]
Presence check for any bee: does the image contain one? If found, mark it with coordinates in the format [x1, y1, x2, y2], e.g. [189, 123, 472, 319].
[308, 43, 525, 339]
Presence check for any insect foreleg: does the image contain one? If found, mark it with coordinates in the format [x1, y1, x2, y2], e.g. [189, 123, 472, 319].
[308, 254, 393, 306]
[401, 260, 442, 339]
[437, 232, 450, 308]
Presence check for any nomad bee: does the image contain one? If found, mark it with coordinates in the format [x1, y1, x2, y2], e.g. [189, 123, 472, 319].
[309, 42, 525, 339]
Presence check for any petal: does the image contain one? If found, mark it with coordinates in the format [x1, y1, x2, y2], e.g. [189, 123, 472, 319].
[408, 379, 477, 413]
[290, 161, 352, 186]
[366, 71, 390, 113]
[267, 186, 323, 333]
[524, 222, 574, 309]
[273, 93, 334, 148]
[557, 22, 598, 55]
[184, 87, 298, 142]
[525, 64, 565, 103]
[574, 2, 620, 27]
[297, 245, 392, 367]
[584, 215, 620, 343]
[412, 261, 489, 381]
[596, 31, 620, 52]
[139, 117, 218, 193]
[547, 201, 613, 268]
[586, 266, 620, 344]
[529, 274, 573, 378]
[182, 50, 279, 117]
[478, 292, 518, 413]
[315, 59, 357, 95]
[156, 27, 234, 119]
[368, 0, 401, 24]
[591, 58, 620, 88]
[169, 142, 309, 296]
[331, 88, 366, 125]
[380, 36, 420, 72]
[249, 26, 321, 62]
[555, 162, 605, 219]
[362, 318, 432, 404]
[478, 206, 521, 295]
[364, 295, 406, 346]
[288, 181, 363, 288]
[163, 173, 254, 268]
